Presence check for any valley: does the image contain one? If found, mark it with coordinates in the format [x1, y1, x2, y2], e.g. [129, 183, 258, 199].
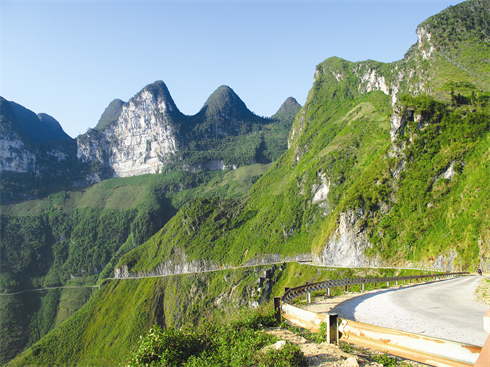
[1, 0, 490, 365]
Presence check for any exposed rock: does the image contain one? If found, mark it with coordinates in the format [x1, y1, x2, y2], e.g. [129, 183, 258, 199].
[77, 81, 178, 177]
[316, 210, 375, 267]
[311, 173, 330, 213]
[264, 340, 287, 351]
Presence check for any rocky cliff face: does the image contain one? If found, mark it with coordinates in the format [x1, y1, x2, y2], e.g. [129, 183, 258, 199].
[0, 136, 36, 174]
[292, 0, 490, 269]
[78, 82, 179, 178]
[2, 80, 298, 191]
[0, 98, 76, 177]
[77, 81, 298, 180]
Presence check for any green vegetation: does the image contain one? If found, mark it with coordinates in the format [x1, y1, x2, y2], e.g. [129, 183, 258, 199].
[115, 0, 490, 277]
[7, 264, 276, 366]
[117, 90, 393, 273]
[95, 99, 124, 131]
[124, 307, 306, 367]
[0, 163, 273, 364]
[4, 1, 490, 365]
[319, 91, 490, 268]
[7, 264, 424, 366]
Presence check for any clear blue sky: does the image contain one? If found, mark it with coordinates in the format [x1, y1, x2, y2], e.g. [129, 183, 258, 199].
[1, 0, 464, 139]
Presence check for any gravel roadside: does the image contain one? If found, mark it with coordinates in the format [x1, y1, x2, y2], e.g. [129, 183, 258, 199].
[264, 326, 427, 367]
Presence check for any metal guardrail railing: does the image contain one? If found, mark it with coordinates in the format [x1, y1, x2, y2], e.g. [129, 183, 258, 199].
[280, 272, 469, 304]
[274, 271, 474, 366]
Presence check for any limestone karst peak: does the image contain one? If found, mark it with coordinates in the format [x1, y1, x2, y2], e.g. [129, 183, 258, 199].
[200, 85, 252, 119]
[272, 97, 302, 122]
[7, 100, 72, 143]
[274, 97, 301, 115]
[138, 80, 180, 113]
[96, 99, 125, 131]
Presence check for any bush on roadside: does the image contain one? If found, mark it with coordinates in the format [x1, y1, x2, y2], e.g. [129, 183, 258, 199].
[122, 306, 307, 367]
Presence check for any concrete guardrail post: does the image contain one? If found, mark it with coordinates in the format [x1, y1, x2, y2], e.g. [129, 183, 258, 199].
[305, 282, 311, 303]
[471, 308, 490, 366]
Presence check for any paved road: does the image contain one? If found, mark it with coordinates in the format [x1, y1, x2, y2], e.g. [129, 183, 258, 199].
[330, 275, 489, 346]
[0, 285, 99, 296]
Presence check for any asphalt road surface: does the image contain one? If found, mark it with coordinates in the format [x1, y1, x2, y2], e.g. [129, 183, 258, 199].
[330, 275, 489, 346]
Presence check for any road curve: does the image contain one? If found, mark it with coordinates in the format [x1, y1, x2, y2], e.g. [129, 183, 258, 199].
[330, 275, 489, 346]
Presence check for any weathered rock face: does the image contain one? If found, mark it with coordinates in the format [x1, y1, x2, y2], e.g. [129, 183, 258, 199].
[0, 137, 36, 173]
[315, 209, 376, 267]
[77, 81, 297, 179]
[78, 82, 179, 178]
[114, 247, 310, 279]
[0, 97, 77, 182]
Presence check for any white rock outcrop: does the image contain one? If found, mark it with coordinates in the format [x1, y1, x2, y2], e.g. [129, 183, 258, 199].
[78, 87, 177, 177]
[317, 210, 374, 267]
[0, 137, 35, 173]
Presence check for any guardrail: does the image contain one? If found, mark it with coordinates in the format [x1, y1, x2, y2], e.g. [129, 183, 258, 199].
[280, 271, 469, 304]
[274, 271, 472, 366]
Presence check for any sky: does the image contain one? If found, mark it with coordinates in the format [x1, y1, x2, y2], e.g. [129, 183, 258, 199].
[1, 0, 465, 139]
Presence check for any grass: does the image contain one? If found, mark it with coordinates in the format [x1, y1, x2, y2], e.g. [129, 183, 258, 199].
[123, 307, 307, 367]
[1, 162, 277, 365]
[7, 264, 427, 366]
[4, 3, 490, 364]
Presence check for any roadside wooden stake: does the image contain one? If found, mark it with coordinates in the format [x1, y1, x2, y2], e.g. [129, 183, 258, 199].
[274, 297, 282, 324]
[329, 314, 339, 345]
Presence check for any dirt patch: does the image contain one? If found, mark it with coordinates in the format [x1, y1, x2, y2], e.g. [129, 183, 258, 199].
[263, 326, 426, 366]
[475, 277, 490, 306]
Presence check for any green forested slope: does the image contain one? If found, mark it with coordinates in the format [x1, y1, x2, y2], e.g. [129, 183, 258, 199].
[0, 163, 272, 364]
[116, 0, 490, 275]
[117, 90, 393, 273]
[316, 93, 490, 268]
[4, 0, 490, 365]
[8, 264, 422, 367]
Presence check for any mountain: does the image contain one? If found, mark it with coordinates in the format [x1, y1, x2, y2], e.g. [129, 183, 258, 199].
[272, 97, 302, 124]
[0, 83, 298, 202]
[0, 85, 298, 364]
[95, 98, 125, 131]
[9, 101, 72, 143]
[6, 1, 489, 365]
[77, 81, 298, 178]
[113, 0, 490, 277]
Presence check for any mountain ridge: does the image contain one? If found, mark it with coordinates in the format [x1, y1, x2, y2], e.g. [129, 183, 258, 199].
[9, 101, 72, 143]
[4, 1, 489, 365]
